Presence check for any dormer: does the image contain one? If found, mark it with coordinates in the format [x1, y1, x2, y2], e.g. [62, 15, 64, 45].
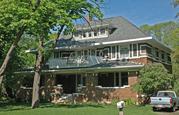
[73, 25, 109, 40]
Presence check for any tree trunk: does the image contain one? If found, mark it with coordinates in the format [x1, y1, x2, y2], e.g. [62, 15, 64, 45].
[0, 27, 25, 85]
[31, 36, 44, 109]
[0, 75, 3, 87]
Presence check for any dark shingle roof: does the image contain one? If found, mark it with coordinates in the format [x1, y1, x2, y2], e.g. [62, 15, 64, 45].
[58, 16, 149, 44]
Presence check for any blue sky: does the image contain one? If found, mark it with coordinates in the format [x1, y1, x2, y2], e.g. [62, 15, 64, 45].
[102, 0, 179, 26]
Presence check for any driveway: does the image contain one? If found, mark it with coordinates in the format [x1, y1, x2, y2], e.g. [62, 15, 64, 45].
[155, 110, 179, 115]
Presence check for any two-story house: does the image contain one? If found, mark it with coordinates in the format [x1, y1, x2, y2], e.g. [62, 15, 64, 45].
[19, 16, 172, 103]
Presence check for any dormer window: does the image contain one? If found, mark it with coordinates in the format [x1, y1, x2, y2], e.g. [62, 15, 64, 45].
[94, 31, 98, 36]
[100, 28, 106, 35]
[89, 32, 92, 37]
[83, 32, 86, 38]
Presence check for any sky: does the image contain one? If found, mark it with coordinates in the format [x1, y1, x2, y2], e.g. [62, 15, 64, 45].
[102, 0, 179, 26]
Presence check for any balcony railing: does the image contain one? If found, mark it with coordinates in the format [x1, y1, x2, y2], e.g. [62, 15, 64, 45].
[47, 56, 104, 69]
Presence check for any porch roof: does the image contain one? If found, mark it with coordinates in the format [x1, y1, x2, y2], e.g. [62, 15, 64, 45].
[15, 60, 143, 74]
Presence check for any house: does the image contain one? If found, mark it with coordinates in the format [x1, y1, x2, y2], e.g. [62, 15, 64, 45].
[18, 16, 172, 103]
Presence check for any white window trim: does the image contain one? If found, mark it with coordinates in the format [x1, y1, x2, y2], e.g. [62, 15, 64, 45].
[140, 45, 147, 55]
[119, 45, 130, 59]
[103, 48, 109, 58]
[140, 44, 153, 56]
[118, 45, 120, 59]
[132, 43, 138, 57]
[111, 46, 117, 59]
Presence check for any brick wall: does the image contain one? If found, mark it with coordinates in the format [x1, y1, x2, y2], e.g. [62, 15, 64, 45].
[81, 72, 138, 103]
[129, 57, 172, 73]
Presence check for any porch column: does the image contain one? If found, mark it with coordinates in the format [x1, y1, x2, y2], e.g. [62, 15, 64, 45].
[83, 73, 98, 101]
[44, 74, 56, 101]
[119, 72, 122, 87]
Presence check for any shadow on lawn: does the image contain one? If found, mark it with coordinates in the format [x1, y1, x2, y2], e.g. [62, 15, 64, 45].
[0, 102, 31, 112]
[40, 103, 105, 109]
[0, 102, 104, 112]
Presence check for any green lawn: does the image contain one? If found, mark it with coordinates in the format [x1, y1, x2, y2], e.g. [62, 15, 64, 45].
[0, 102, 156, 115]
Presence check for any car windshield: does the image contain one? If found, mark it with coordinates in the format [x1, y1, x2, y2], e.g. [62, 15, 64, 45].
[157, 92, 175, 97]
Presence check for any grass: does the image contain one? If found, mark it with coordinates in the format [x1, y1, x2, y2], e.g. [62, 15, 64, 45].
[0, 102, 156, 115]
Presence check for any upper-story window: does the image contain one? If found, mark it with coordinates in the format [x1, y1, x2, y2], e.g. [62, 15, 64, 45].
[61, 51, 71, 58]
[167, 54, 171, 64]
[161, 51, 165, 61]
[132, 44, 138, 57]
[96, 49, 103, 57]
[102, 48, 109, 59]
[90, 49, 95, 56]
[140, 44, 152, 56]
[111, 46, 116, 59]
[120, 45, 129, 58]
[54, 52, 59, 58]
[155, 48, 159, 59]
[74, 27, 108, 40]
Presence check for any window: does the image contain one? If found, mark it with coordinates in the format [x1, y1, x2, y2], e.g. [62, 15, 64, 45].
[167, 54, 171, 63]
[140, 45, 152, 56]
[155, 48, 159, 59]
[77, 75, 86, 86]
[130, 44, 132, 57]
[111, 46, 116, 59]
[96, 50, 103, 56]
[121, 72, 128, 86]
[91, 49, 95, 56]
[98, 73, 114, 87]
[94, 31, 98, 36]
[61, 51, 71, 58]
[161, 51, 165, 60]
[140, 45, 146, 54]
[146, 47, 152, 55]
[100, 28, 106, 35]
[132, 44, 137, 57]
[98, 72, 127, 87]
[102, 48, 109, 59]
[54, 52, 59, 58]
[88, 32, 92, 37]
[120, 45, 129, 58]
[82, 32, 86, 38]
[78, 31, 82, 38]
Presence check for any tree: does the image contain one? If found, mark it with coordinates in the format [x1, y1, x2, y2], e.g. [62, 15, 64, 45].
[0, 0, 41, 86]
[134, 63, 173, 96]
[140, 21, 179, 95]
[30, 0, 103, 108]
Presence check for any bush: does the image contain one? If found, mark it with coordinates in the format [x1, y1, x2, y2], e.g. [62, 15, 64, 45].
[134, 63, 173, 96]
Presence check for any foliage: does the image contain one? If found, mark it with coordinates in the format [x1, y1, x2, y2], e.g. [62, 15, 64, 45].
[134, 63, 173, 96]
[140, 21, 178, 43]
[140, 21, 179, 95]
[123, 98, 136, 106]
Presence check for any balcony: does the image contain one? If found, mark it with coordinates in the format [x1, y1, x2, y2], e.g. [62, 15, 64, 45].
[47, 56, 104, 69]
